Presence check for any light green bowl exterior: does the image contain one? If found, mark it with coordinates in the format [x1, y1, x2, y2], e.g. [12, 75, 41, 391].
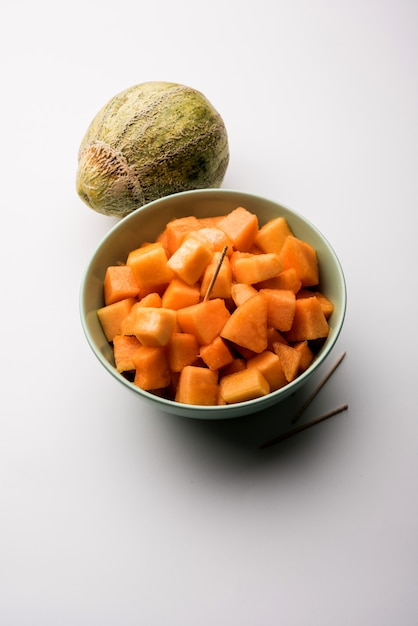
[80, 189, 347, 419]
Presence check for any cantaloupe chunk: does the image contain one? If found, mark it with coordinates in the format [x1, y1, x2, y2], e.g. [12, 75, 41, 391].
[165, 215, 201, 255]
[200, 252, 232, 299]
[260, 288, 296, 332]
[267, 327, 288, 350]
[132, 307, 177, 346]
[296, 289, 334, 318]
[167, 332, 199, 372]
[138, 292, 162, 307]
[199, 336, 234, 371]
[293, 340, 315, 372]
[273, 342, 302, 382]
[161, 277, 201, 310]
[167, 237, 213, 285]
[254, 217, 293, 254]
[175, 365, 219, 405]
[284, 297, 330, 341]
[221, 293, 268, 353]
[133, 346, 171, 390]
[186, 227, 233, 255]
[219, 358, 246, 377]
[113, 334, 141, 372]
[220, 367, 270, 403]
[247, 350, 287, 391]
[97, 297, 137, 342]
[256, 267, 302, 293]
[230, 283, 258, 307]
[126, 242, 174, 295]
[217, 206, 259, 251]
[103, 265, 140, 305]
[279, 236, 319, 287]
[232, 253, 282, 284]
[176, 298, 231, 345]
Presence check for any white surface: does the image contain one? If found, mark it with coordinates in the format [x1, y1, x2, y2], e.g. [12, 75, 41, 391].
[1, 1, 417, 624]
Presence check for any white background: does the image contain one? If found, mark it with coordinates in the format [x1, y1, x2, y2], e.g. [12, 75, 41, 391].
[1, 1, 417, 624]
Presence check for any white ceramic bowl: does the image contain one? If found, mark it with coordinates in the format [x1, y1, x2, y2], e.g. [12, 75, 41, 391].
[80, 189, 346, 419]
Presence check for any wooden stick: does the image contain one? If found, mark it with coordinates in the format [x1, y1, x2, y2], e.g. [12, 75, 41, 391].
[203, 245, 228, 301]
[291, 351, 346, 424]
[259, 404, 348, 449]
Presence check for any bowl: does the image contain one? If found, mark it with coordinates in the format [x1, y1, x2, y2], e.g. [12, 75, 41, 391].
[80, 189, 346, 419]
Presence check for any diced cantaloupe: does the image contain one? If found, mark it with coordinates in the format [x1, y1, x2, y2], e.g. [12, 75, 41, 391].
[260, 288, 296, 332]
[221, 293, 268, 353]
[186, 227, 233, 255]
[256, 267, 302, 293]
[284, 297, 330, 341]
[230, 283, 259, 307]
[132, 307, 177, 346]
[293, 340, 315, 372]
[267, 327, 288, 350]
[167, 237, 213, 285]
[97, 297, 137, 342]
[217, 206, 259, 251]
[175, 366, 219, 405]
[254, 217, 293, 254]
[272, 342, 302, 382]
[199, 336, 234, 371]
[231, 253, 282, 284]
[103, 265, 140, 305]
[247, 350, 288, 391]
[126, 242, 174, 295]
[220, 367, 270, 403]
[138, 292, 162, 307]
[296, 289, 335, 318]
[112, 335, 141, 372]
[165, 215, 201, 255]
[279, 236, 319, 287]
[167, 332, 200, 372]
[176, 298, 231, 345]
[161, 278, 201, 310]
[219, 358, 247, 377]
[200, 252, 232, 299]
[133, 346, 171, 390]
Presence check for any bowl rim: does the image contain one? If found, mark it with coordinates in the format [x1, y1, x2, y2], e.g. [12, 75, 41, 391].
[80, 188, 347, 418]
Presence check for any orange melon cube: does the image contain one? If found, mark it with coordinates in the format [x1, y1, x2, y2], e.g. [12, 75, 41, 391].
[273, 342, 302, 382]
[285, 297, 330, 341]
[200, 252, 232, 299]
[132, 307, 177, 346]
[230, 283, 258, 307]
[260, 288, 296, 332]
[175, 366, 219, 405]
[97, 297, 137, 342]
[126, 242, 174, 295]
[176, 298, 231, 345]
[217, 206, 259, 251]
[254, 216, 293, 254]
[267, 327, 288, 350]
[297, 289, 335, 318]
[165, 215, 201, 255]
[112, 335, 141, 372]
[219, 358, 246, 377]
[133, 346, 171, 390]
[138, 292, 162, 307]
[186, 227, 233, 255]
[220, 367, 270, 404]
[167, 237, 213, 285]
[232, 253, 282, 284]
[256, 267, 302, 293]
[161, 278, 201, 310]
[279, 236, 319, 287]
[221, 293, 268, 354]
[103, 265, 140, 305]
[293, 340, 315, 372]
[167, 332, 200, 372]
[199, 336, 234, 371]
[247, 350, 288, 391]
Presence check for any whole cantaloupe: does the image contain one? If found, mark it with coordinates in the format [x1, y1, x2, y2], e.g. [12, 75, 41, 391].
[76, 82, 229, 217]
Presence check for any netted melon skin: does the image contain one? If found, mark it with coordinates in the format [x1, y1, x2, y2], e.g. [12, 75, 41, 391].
[76, 82, 229, 217]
